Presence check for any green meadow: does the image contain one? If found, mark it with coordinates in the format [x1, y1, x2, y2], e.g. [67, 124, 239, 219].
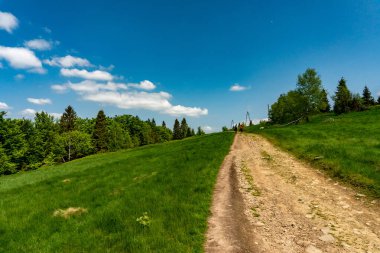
[247, 106, 380, 197]
[0, 132, 234, 253]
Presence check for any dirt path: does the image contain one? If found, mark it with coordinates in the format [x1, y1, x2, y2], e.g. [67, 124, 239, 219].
[205, 133, 380, 253]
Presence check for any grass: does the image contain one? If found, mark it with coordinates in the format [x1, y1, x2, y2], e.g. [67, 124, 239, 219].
[246, 106, 380, 197]
[0, 132, 234, 253]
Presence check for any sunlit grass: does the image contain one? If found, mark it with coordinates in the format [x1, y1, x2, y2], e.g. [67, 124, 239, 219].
[0, 132, 234, 252]
[247, 106, 380, 197]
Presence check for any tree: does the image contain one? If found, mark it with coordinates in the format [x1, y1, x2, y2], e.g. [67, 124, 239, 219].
[60, 105, 77, 132]
[296, 68, 324, 119]
[351, 93, 364, 112]
[222, 126, 228, 132]
[108, 120, 132, 151]
[333, 78, 352, 114]
[173, 119, 181, 140]
[378, 96, 380, 105]
[197, 127, 205, 135]
[92, 110, 108, 152]
[53, 131, 94, 162]
[180, 118, 189, 139]
[362, 86, 375, 107]
[319, 89, 330, 112]
[162, 121, 166, 128]
[269, 90, 307, 124]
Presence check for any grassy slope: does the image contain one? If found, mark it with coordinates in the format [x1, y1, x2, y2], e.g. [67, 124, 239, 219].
[0, 132, 234, 253]
[246, 106, 380, 197]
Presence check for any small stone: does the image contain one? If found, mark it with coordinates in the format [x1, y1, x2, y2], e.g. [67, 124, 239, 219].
[305, 245, 322, 253]
[255, 222, 265, 227]
[305, 214, 313, 219]
[371, 200, 377, 204]
[254, 242, 259, 245]
[321, 227, 330, 234]
[319, 234, 335, 243]
[356, 193, 366, 197]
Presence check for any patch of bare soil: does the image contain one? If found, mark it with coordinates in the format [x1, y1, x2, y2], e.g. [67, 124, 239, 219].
[205, 133, 380, 253]
[53, 207, 87, 219]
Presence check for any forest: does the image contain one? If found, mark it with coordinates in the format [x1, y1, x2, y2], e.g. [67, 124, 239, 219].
[0, 106, 203, 175]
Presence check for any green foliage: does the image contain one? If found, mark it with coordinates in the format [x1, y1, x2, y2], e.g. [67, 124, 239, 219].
[60, 105, 77, 132]
[222, 126, 228, 132]
[180, 118, 189, 138]
[333, 78, 352, 114]
[269, 90, 307, 124]
[296, 68, 324, 117]
[93, 110, 109, 152]
[320, 89, 330, 112]
[197, 126, 205, 135]
[107, 120, 133, 151]
[53, 131, 94, 162]
[0, 132, 234, 252]
[172, 118, 181, 140]
[136, 212, 151, 227]
[362, 85, 375, 106]
[350, 93, 365, 112]
[247, 108, 380, 197]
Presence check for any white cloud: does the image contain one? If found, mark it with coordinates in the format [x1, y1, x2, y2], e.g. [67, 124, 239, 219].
[44, 55, 92, 68]
[27, 98, 52, 105]
[0, 102, 10, 110]
[128, 80, 156, 90]
[202, 125, 214, 133]
[60, 68, 113, 81]
[229, 83, 250, 91]
[52, 80, 208, 117]
[49, 112, 62, 119]
[24, 39, 52, 51]
[0, 11, 18, 33]
[20, 108, 37, 117]
[0, 46, 45, 73]
[14, 74, 24, 80]
[43, 27, 52, 33]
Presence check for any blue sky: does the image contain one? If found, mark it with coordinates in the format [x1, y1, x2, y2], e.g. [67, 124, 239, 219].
[1, 0, 380, 131]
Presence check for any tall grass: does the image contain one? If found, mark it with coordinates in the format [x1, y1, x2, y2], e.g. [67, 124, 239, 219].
[0, 132, 234, 252]
[247, 106, 380, 197]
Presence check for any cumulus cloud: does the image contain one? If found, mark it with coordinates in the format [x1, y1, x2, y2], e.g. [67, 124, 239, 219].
[44, 55, 92, 68]
[27, 98, 52, 105]
[0, 46, 45, 73]
[24, 39, 53, 51]
[51, 80, 208, 117]
[202, 125, 213, 133]
[128, 80, 156, 90]
[60, 68, 113, 81]
[0, 102, 10, 110]
[229, 83, 250, 91]
[0, 11, 18, 33]
[20, 108, 37, 117]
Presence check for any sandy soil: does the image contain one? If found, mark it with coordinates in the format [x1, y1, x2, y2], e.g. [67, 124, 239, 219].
[205, 133, 380, 253]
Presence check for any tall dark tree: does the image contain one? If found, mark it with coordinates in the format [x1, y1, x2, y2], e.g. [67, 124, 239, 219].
[362, 86, 375, 106]
[92, 110, 108, 152]
[351, 93, 364, 112]
[377, 96, 380, 105]
[60, 105, 77, 132]
[333, 78, 352, 114]
[162, 121, 166, 128]
[180, 118, 189, 139]
[197, 127, 205, 136]
[151, 118, 156, 127]
[296, 68, 324, 119]
[320, 89, 331, 112]
[173, 119, 181, 140]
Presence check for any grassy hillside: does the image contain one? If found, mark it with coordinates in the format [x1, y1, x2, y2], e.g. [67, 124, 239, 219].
[0, 132, 234, 253]
[246, 106, 380, 197]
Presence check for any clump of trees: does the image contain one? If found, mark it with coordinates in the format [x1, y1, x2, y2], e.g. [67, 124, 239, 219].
[0, 106, 200, 175]
[269, 68, 379, 124]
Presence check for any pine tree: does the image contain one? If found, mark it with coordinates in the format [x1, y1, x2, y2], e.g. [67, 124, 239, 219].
[92, 110, 108, 152]
[151, 118, 156, 126]
[180, 118, 188, 139]
[333, 78, 351, 114]
[197, 127, 205, 135]
[172, 119, 181, 140]
[362, 86, 375, 106]
[378, 96, 380, 105]
[162, 121, 166, 128]
[186, 127, 192, 137]
[60, 105, 77, 132]
[320, 89, 330, 112]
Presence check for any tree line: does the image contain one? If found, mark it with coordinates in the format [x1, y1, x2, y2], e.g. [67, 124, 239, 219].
[0, 106, 203, 175]
[269, 68, 380, 124]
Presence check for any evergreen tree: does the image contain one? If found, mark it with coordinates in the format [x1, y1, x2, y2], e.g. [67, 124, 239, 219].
[351, 93, 364, 112]
[60, 105, 77, 132]
[378, 96, 380, 105]
[162, 121, 166, 128]
[320, 89, 331, 112]
[180, 118, 188, 139]
[197, 127, 205, 135]
[191, 129, 195, 136]
[151, 118, 156, 126]
[186, 127, 192, 137]
[92, 110, 108, 152]
[173, 119, 181, 140]
[362, 86, 375, 106]
[333, 78, 352, 114]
